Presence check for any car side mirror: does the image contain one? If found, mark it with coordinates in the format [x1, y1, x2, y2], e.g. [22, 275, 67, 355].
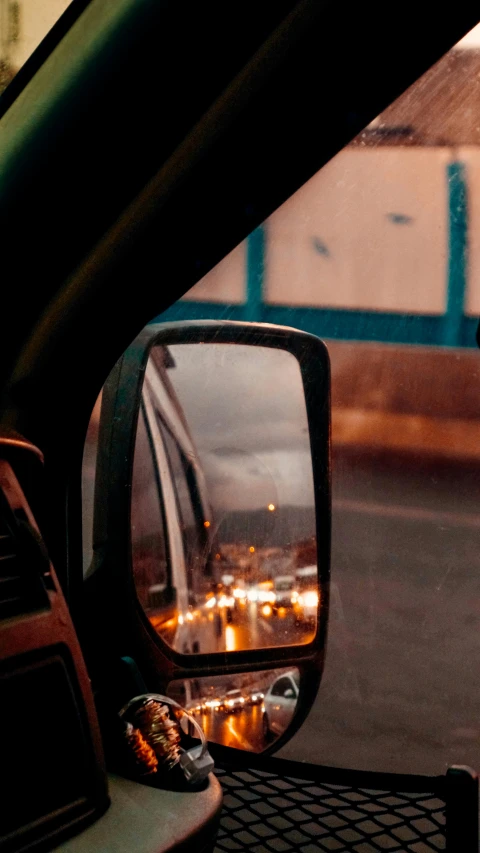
[91, 320, 330, 753]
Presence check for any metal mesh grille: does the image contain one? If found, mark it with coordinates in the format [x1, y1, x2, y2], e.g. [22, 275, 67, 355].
[213, 765, 446, 853]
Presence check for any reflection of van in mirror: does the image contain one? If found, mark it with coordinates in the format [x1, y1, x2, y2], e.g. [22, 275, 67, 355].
[132, 345, 217, 655]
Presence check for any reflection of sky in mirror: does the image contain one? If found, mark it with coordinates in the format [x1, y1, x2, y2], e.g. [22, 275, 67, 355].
[163, 344, 315, 511]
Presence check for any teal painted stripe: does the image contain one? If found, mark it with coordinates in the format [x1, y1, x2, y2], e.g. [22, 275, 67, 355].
[445, 161, 468, 346]
[156, 301, 246, 323]
[154, 301, 479, 348]
[245, 225, 265, 322]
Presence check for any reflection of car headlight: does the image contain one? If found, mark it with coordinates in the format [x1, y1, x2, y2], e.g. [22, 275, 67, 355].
[240, 697, 245, 703]
[205, 596, 216, 608]
[227, 700, 234, 707]
[258, 591, 276, 603]
[218, 595, 235, 608]
[247, 589, 258, 602]
[233, 587, 246, 600]
[302, 591, 319, 608]
[261, 604, 272, 617]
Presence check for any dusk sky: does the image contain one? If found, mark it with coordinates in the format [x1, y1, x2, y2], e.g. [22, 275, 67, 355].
[162, 343, 316, 513]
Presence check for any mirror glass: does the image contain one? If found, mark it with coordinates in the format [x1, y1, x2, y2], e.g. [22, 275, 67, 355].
[168, 668, 300, 751]
[131, 341, 318, 654]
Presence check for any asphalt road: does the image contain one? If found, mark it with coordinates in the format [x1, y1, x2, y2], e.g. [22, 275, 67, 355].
[276, 451, 480, 776]
[199, 705, 266, 752]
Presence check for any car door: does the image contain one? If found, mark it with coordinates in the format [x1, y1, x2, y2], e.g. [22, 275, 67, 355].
[140, 351, 219, 655]
[268, 675, 298, 735]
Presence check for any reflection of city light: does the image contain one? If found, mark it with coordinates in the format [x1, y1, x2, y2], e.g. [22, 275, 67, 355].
[205, 596, 216, 608]
[204, 520, 211, 528]
[186, 611, 194, 622]
[268, 504, 276, 512]
[178, 614, 184, 625]
[249, 546, 255, 553]
[225, 625, 236, 650]
[233, 587, 246, 600]
[258, 590, 276, 603]
[208, 612, 214, 621]
[300, 591, 319, 608]
[218, 595, 234, 608]
[291, 591, 299, 603]
[215, 553, 221, 560]
[261, 604, 272, 617]
[247, 589, 258, 602]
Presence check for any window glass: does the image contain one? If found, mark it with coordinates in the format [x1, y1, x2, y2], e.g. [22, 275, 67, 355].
[157, 418, 203, 593]
[270, 677, 294, 698]
[81, 389, 101, 578]
[82, 21, 480, 772]
[131, 406, 168, 612]
[153, 22, 480, 774]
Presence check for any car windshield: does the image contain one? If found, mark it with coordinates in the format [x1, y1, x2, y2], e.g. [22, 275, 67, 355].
[0, 0, 74, 96]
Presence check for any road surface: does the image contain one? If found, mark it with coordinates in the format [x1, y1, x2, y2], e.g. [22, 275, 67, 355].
[176, 452, 480, 776]
[277, 450, 480, 775]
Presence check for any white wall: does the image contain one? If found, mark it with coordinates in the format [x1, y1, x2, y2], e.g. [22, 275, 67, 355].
[1, 0, 71, 73]
[182, 146, 480, 321]
[183, 241, 245, 304]
[265, 148, 449, 314]
[463, 147, 480, 315]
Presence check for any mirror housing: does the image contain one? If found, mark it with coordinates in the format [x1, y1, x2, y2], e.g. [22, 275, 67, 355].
[90, 321, 330, 751]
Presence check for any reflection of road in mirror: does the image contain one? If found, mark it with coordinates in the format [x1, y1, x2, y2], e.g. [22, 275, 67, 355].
[136, 341, 319, 654]
[151, 593, 316, 655]
[168, 668, 300, 752]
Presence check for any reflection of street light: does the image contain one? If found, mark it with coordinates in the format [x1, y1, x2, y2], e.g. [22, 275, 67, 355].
[204, 520, 211, 528]
[268, 504, 276, 512]
[249, 546, 255, 553]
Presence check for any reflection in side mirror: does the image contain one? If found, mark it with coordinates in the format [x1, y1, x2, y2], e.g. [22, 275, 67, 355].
[132, 340, 320, 655]
[168, 668, 300, 751]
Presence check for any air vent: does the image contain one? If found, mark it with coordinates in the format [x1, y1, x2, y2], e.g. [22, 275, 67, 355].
[0, 507, 50, 621]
